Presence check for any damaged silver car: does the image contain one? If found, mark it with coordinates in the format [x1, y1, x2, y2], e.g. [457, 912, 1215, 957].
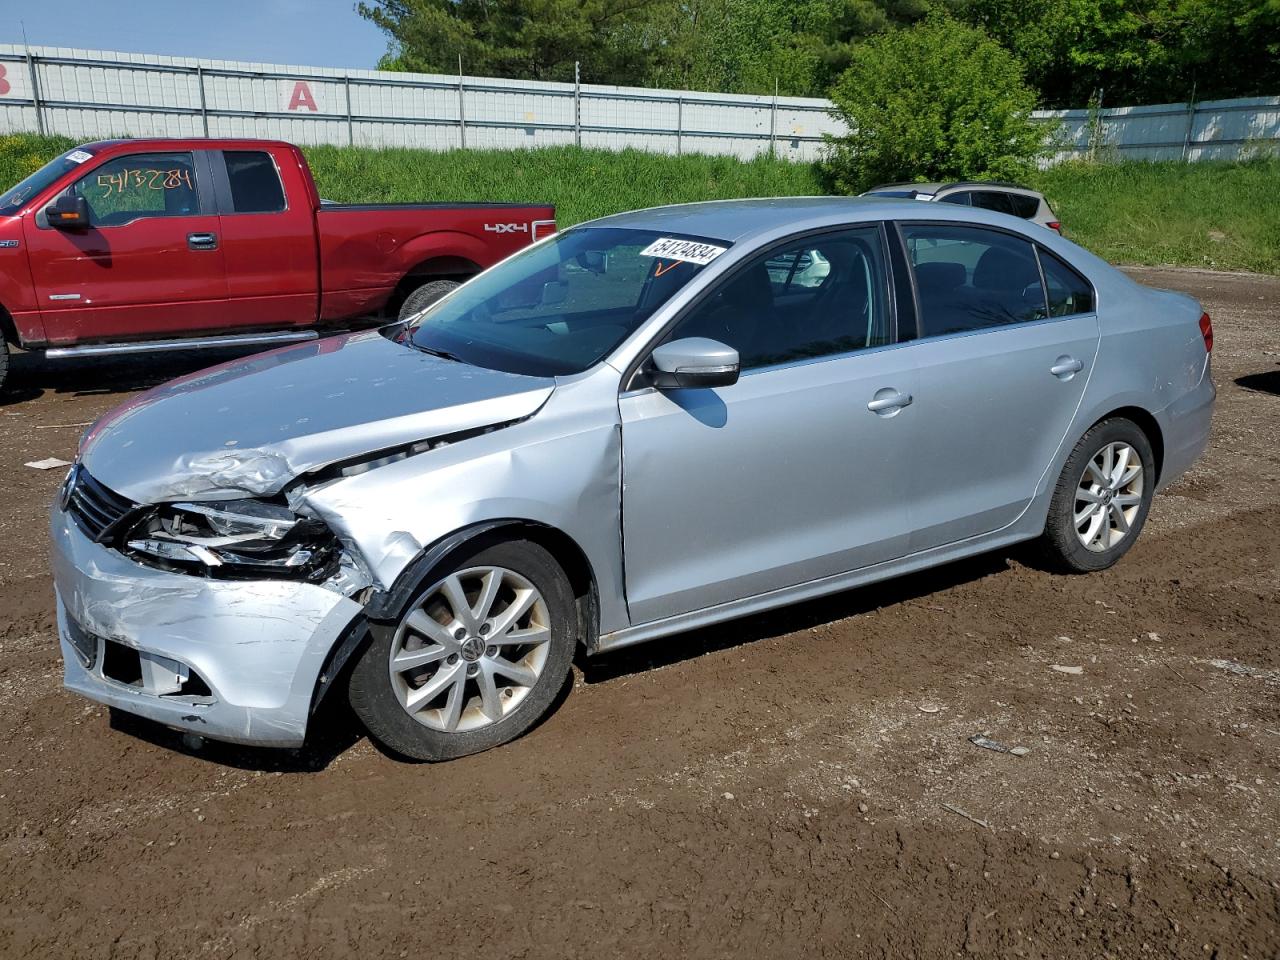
[51, 198, 1215, 759]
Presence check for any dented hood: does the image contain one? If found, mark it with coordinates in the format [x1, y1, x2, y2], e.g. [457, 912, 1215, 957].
[80, 330, 555, 504]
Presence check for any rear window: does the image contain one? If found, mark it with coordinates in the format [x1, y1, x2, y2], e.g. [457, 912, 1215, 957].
[223, 151, 286, 213]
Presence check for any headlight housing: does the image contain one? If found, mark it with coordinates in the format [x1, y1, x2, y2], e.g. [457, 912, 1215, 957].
[124, 500, 340, 581]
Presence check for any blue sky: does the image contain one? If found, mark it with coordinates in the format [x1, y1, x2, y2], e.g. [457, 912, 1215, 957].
[1, 0, 389, 69]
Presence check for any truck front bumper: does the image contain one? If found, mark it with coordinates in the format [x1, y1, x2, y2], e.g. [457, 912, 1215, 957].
[51, 504, 364, 747]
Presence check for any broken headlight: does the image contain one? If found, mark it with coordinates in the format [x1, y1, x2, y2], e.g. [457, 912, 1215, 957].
[124, 500, 339, 580]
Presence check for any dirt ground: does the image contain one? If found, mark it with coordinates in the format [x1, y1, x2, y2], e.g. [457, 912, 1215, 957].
[0, 266, 1277, 959]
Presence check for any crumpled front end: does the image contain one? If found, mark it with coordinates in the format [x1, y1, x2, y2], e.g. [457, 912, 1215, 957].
[51, 499, 364, 747]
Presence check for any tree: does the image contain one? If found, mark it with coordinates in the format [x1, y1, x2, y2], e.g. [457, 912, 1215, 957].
[822, 14, 1050, 193]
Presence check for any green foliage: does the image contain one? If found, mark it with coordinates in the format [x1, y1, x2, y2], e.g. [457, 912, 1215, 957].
[1032, 157, 1280, 274]
[3, 134, 1277, 273]
[822, 16, 1050, 192]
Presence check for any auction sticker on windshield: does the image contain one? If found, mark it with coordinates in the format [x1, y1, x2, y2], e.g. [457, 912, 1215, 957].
[66, 150, 94, 164]
[639, 237, 727, 266]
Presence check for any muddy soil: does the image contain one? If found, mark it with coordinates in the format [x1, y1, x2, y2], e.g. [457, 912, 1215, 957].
[1, 267, 1277, 959]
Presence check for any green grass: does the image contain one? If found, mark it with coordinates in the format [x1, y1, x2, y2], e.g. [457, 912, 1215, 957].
[4, 133, 1277, 273]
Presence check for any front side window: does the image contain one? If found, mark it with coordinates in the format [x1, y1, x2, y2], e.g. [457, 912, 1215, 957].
[666, 226, 891, 371]
[404, 227, 729, 376]
[1038, 247, 1095, 317]
[902, 224, 1046, 337]
[223, 151, 286, 213]
[70, 152, 199, 227]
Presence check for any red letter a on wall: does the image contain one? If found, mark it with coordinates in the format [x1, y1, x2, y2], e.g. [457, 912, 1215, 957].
[288, 81, 318, 112]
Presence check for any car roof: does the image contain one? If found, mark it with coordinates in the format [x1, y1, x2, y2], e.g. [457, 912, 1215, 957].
[581, 196, 1036, 245]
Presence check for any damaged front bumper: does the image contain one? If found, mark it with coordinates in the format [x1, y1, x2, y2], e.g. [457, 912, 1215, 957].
[51, 504, 365, 747]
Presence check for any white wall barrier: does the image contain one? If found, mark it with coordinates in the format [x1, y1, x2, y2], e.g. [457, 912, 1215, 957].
[1, 44, 1277, 164]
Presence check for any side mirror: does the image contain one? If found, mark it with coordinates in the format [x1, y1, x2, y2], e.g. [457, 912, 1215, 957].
[650, 337, 739, 390]
[46, 194, 90, 230]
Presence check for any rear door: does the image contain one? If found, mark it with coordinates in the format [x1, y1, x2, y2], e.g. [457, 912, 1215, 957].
[211, 149, 318, 327]
[23, 150, 228, 343]
[897, 222, 1099, 551]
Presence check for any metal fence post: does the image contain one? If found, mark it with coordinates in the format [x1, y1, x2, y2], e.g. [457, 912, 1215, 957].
[676, 95, 683, 156]
[574, 61, 581, 148]
[196, 65, 210, 137]
[25, 51, 44, 136]
[1181, 82, 1197, 162]
[769, 79, 778, 158]
[457, 55, 467, 149]
[344, 75, 354, 146]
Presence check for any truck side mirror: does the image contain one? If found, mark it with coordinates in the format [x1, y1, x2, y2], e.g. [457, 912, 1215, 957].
[46, 194, 90, 230]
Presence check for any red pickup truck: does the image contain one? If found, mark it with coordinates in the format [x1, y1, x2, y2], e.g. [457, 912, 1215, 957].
[0, 138, 555, 389]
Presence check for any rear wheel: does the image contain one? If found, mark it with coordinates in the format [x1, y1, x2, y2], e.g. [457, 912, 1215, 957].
[1040, 418, 1155, 572]
[398, 279, 461, 321]
[349, 539, 576, 760]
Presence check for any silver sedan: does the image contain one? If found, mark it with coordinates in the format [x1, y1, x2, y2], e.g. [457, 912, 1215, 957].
[50, 197, 1215, 759]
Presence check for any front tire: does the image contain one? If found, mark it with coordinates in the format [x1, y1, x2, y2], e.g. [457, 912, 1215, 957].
[1039, 417, 1155, 573]
[397, 279, 461, 321]
[349, 539, 576, 761]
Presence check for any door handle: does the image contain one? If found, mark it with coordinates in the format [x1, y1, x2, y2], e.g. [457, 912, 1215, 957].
[867, 389, 913, 415]
[1050, 356, 1084, 379]
[187, 232, 218, 251]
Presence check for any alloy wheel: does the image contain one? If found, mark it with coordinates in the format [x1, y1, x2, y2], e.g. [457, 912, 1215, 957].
[388, 566, 552, 732]
[1074, 441, 1144, 552]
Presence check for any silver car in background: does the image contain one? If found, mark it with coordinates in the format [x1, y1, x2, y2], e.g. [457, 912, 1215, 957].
[861, 181, 1063, 233]
[50, 197, 1214, 760]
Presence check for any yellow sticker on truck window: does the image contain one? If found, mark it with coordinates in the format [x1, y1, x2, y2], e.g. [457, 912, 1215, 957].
[639, 237, 727, 266]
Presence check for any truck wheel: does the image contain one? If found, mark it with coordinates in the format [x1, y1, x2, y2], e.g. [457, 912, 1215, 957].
[348, 539, 577, 761]
[398, 280, 460, 321]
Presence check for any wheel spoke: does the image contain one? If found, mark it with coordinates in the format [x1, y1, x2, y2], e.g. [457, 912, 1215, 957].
[490, 623, 551, 647]
[440, 673, 466, 731]
[1102, 443, 1115, 480]
[405, 609, 458, 649]
[1117, 463, 1142, 488]
[489, 656, 538, 687]
[1086, 460, 1109, 487]
[490, 588, 538, 638]
[439, 575, 477, 631]
[1113, 492, 1141, 507]
[1110, 445, 1131, 485]
[1075, 501, 1101, 526]
[1110, 502, 1130, 534]
[403, 661, 464, 714]
[476, 665, 504, 721]
[391, 644, 449, 672]
[473, 569, 504, 623]
[1077, 488, 1104, 504]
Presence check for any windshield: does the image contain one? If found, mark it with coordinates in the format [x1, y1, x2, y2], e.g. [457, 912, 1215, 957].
[401, 227, 731, 376]
[0, 148, 96, 213]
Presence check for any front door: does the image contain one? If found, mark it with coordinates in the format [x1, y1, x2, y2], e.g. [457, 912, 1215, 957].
[24, 150, 228, 344]
[898, 222, 1100, 550]
[619, 225, 917, 625]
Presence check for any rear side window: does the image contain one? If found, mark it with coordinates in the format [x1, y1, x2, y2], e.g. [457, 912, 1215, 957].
[902, 224, 1046, 337]
[1008, 194, 1040, 219]
[223, 151, 286, 213]
[1037, 247, 1095, 316]
[969, 191, 1016, 215]
[937, 192, 971, 206]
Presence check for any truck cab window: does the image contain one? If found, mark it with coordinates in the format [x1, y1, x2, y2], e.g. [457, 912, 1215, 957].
[71, 153, 199, 227]
[223, 151, 286, 213]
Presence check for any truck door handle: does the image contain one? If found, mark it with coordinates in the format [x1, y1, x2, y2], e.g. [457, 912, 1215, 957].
[1050, 356, 1084, 379]
[867, 389, 912, 415]
[187, 232, 218, 251]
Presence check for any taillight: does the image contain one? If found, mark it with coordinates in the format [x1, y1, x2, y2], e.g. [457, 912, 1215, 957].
[532, 219, 557, 241]
[1199, 312, 1213, 353]
[1047, 221, 1062, 234]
